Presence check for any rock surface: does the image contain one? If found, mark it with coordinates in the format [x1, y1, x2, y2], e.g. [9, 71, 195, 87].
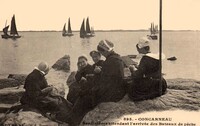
[81, 79, 200, 125]
[0, 86, 24, 104]
[52, 55, 70, 72]
[66, 71, 76, 87]
[2, 111, 60, 126]
[0, 55, 71, 125]
[0, 78, 22, 89]
[8, 74, 27, 84]
[1, 78, 200, 125]
[5, 55, 200, 125]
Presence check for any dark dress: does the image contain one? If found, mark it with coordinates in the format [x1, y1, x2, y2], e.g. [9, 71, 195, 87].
[20, 69, 72, 115]
[67, 64, 94, 105]
[128, 55, 167, 101]
[20, 69, 48, 106]
[92, 60, 104, 82]
[75, 64, 94, 82]
[92, 60, 104, 68]
[95, 52, 126, 103]
[62, 52, 126, 125]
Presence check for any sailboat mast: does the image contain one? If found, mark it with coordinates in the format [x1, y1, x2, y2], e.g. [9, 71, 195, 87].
[86, 17, 91, 33]
[68, 18, 72, 33]
[80, 19, 86, 37]
[10, 15, 19, 35]
[63, 23, 67, 34]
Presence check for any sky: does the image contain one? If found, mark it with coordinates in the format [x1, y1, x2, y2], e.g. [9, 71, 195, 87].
[0, 0, 200, 31]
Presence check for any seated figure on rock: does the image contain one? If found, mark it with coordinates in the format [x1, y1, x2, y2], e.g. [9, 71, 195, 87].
[67, 55, 94, 105]
[128, 37, 167, 101]
[20, 62, 72, 120]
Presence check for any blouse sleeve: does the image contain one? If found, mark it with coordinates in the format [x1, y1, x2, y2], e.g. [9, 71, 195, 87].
[131, 56, 147, 79]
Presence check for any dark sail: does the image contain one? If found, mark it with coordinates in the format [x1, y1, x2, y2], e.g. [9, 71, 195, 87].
[86, 17, 91, 33]
[62, 23, 67, 34]
[80, 19, 86, 37]
[68, 18, 72, 33]
[10, 15, 19, 35]
[3, 25, 9, 35]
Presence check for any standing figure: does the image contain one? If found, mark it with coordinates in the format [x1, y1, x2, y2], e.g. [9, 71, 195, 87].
[128, 37, 167, 101]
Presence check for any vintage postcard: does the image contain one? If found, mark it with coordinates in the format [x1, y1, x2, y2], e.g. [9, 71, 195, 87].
[0, 0, 199, 125]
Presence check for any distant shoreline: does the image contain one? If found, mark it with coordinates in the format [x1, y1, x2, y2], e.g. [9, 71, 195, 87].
[1, 30, 199, 32]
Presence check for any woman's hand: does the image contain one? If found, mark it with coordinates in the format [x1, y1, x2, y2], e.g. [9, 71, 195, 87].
[94, 66, 102, 73]
[80, 77, 87, 83]
[129, 65, 136, 73]
[77, 62, 83, 71]
[41, 86, 53, 96]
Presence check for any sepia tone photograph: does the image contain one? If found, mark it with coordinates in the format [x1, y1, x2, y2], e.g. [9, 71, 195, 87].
[0, 0, 200, 125]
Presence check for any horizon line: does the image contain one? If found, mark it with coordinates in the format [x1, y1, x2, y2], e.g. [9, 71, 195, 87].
[1, 29, 199, 32]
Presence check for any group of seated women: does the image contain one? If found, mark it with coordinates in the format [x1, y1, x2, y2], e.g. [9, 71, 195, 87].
[19, 37, 167, 125]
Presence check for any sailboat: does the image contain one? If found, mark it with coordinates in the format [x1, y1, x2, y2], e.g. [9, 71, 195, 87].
[147, 22, 158, 40]
[80, 19, 86, 38]
[80, 17, 95, 38]
[1, 15, 21, 39]
[62, 18, 73, 37]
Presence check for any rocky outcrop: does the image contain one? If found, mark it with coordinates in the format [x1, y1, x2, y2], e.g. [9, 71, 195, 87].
[0, 55, 71, 125]
[0, 86, 24, 104]
[0, 74, 26, 89]
[8, 74, 27, 84]
[81, 79, 200, 125]
[1, 78, 200, 125]
[1, 54, 200, 126]
[2, 111, 60, 126]
[0, 75, 26, 114]
[66, 71, 76, 87]
[0, 78, 22, 89]
[52, 55, 70, 72]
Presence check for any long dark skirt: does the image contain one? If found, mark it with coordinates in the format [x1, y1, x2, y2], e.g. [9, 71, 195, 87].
[20, 89, 72, 120]
[128, 78, 167, 101]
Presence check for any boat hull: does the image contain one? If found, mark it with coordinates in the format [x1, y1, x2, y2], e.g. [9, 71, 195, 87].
[80, 34, 95, 38]
[62, 33, 74, 37]
[167, 56, 177, 61]
[1, 34, 21, 39]
[147, 35, 157, 40]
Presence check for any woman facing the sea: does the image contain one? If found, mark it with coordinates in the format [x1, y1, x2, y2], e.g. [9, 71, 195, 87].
[128, 37, 167, 101]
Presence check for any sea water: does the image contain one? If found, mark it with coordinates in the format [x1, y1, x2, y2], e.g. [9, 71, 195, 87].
[0, 31, 200, 81]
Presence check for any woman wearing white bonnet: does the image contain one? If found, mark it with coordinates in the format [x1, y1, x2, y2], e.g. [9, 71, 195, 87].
[136, 37, 151, 54]
[136, 37, 165, 59]
[20, 61, 50, 105]
[20, 61, 72, 122]
[35, 61, 50, 75]
[128, 37, 167, 101]
[63, 40, 126, 125]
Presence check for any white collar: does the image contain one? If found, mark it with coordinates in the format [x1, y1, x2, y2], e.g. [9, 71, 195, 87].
[145, 53, 165, 60]
[34, 67, 46, 75]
